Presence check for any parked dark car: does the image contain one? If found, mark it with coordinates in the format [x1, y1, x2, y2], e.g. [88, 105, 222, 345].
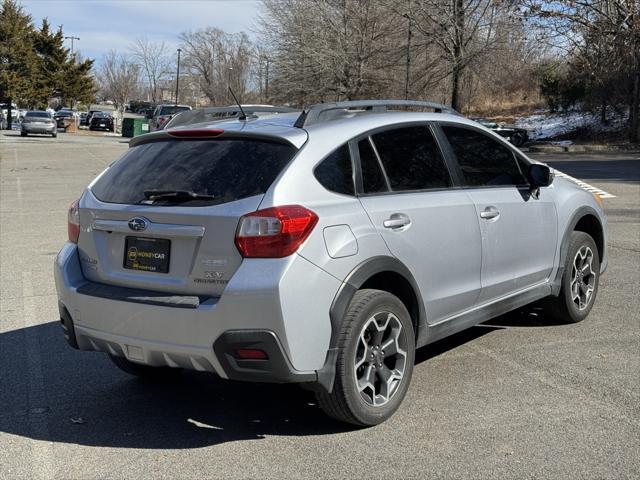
[85, 110, 103, 126]
[89, 112, 114, 131]
[53, 110, 74, 128]
[471, 118, 529, 147]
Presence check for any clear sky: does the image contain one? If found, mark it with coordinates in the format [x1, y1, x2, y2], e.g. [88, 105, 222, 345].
[21, 0, 262, 62]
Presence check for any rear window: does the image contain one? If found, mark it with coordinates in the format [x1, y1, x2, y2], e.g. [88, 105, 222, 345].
[159, 106, 190, 116]
[91, 139, 297, 206]
[26, 111, 50, 118]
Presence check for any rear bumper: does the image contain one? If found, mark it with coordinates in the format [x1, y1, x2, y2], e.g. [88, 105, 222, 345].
[54, 242, 339, 382]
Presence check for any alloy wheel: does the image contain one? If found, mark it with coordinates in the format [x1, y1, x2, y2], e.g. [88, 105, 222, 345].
[354, 311, 408, 407]
[571, 246, 596, 310]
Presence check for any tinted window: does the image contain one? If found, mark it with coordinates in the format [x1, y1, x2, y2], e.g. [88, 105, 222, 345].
[358, 138, 387, 193]
[370, 126, 451, 191]
[92, 139, 297, 206]
[314, 145, 354, 195]
[26, 111, 50, 118]
[442, 126, 527, 186]
[159, 106, 190, 116]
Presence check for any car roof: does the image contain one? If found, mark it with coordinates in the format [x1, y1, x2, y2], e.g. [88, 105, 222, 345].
[130, 108, 501, 151]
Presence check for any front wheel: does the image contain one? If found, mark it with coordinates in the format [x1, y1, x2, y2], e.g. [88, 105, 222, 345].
[511, 131, 527, 147]
[316, 289, 415, 426]
[544, 231, 600, 323]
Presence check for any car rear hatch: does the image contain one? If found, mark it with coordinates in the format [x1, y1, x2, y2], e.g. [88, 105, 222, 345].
[77, 130, 301, 297]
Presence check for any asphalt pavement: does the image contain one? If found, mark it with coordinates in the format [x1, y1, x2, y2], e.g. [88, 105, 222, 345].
[0, 132, 638, 479]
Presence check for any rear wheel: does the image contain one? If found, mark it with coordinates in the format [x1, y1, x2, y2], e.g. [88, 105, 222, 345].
[315, 289, 415, 426]
[21, 131, 27, 137]
[511, 131, 526, 147]
[109, 354, 182, 380]
[544, 231, 600, 323]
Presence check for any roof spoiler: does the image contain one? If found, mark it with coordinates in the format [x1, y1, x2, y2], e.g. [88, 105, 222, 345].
[294, 100, 460, 128]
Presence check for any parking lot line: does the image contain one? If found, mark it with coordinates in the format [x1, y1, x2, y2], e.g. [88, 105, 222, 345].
[553, 170, 616, 198]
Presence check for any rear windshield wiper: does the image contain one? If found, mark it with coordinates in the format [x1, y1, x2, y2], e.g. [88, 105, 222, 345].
[143, 189, 215, 202]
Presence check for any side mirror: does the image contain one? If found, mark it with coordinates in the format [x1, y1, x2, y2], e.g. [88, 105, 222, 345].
[528, 164, 554, 188]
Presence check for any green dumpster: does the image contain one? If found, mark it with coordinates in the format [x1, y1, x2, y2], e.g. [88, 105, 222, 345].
[122, 118, 150, 138]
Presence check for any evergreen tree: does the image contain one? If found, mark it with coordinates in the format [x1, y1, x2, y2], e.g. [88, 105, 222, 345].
[0, 0, 39, 107]
[0, 0, 95, 109]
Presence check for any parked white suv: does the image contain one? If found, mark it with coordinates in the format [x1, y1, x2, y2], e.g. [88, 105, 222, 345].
[55, 100, 607, 425]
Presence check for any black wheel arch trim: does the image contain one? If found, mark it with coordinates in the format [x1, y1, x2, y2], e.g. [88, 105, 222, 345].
[551, 205, 605, 295]
[316, 255, 426, 393]
[213, 330, 317, 384]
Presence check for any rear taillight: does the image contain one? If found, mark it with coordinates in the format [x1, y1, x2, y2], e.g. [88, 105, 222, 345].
[235, 205, 318, 258]
[67, 199, 80, 243]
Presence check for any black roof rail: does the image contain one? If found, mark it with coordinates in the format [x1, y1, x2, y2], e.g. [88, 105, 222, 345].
[294, 100, 459, 128]
[167, 105, 300, 129]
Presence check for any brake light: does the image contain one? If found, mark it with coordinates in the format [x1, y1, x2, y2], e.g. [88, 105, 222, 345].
[67, 199, 80, 243]
[235, 205, 318, 258]
[167, 128, 224, 138]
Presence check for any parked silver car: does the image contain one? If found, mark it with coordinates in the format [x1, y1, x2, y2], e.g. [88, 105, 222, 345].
[55, 100, 607, 426]
[149, 104, 192, 131]
[21, 110, 57, 137]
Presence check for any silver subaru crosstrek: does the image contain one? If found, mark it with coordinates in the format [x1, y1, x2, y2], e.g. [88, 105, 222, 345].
[55, 100, 607, 426]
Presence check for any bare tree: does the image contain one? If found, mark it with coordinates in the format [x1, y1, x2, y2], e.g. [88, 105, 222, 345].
[259, 0, 405, 105]
[403, 0, 517, 111]
[99, 51, 141, 131]
[179, 27, 253, 105]
[524, 0, 640, 141]
[129, 37, 171, 104]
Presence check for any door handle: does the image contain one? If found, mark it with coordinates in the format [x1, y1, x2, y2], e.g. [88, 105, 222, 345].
[480, 206, 500, 220]
[383, 213, 411, 229]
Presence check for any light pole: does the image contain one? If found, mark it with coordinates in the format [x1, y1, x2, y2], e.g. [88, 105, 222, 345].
[264, 56, 270, 102]
[174, 48, 182, 107]
[403, 14, 411, 100]
[64, 36, 80, 56]
[227, 66, 233, 101]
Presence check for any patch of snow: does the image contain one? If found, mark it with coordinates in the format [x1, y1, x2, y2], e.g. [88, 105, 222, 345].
[514, 108, 628, 141]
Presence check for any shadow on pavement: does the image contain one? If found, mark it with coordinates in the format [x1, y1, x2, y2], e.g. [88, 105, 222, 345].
[0, 306, 561, 449]
[545, 159, 640, 183]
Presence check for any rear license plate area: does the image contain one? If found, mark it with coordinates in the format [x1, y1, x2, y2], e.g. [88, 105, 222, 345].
[124, 236, 170, 273]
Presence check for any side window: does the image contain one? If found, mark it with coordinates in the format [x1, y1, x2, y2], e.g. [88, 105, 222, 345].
[314, 145, 354, 195]
[358, 138, 388, 193]
[370, 126, 451, 191]
[442, 126, 528, 187]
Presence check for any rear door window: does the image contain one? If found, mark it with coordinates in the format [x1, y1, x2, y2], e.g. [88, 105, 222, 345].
[358, 138, 388, 194]
[369, 126, 451, 191]
[441, 126, 528, 186]
[314, 145, 354, 195]
[91, 139, 297, 206]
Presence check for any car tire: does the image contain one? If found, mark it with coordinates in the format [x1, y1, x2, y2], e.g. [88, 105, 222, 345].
[544, 231, 600, 323]
[109, 354, 182, 379]
[21, 131, 27, 137]
[315, 289, 415, 426]
[511, 132, 526, 147]
[51, 132, 57, 138]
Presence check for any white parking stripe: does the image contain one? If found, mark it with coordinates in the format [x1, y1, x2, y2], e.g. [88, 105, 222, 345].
[553, 170, 616, 198]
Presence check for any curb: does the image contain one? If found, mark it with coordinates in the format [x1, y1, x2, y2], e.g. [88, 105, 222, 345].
[528, 144, 639, 153]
